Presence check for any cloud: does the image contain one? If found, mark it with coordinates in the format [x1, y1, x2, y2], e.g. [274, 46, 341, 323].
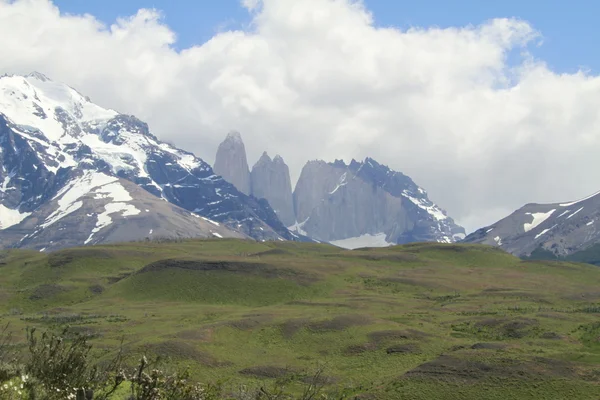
[1, 0, 599, 233]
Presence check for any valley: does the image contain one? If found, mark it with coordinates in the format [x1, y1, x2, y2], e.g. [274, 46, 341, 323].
[1, 240, 600, 399]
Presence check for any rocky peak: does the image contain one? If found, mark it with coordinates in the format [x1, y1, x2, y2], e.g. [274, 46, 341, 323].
[257, 151, 272, 164]
[214, 131, 252, 195]
[250, 152, 295, 227]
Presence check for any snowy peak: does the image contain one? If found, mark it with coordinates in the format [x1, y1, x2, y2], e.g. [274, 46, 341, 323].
[26, 71, 51, 82]
[0, 73, 117, 145]
[465, 189, 600, 257]
[0, 73, 295, 250]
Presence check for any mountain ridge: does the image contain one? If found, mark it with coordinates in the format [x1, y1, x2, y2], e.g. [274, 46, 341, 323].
[0, 73, 292, 250]
[463, 189, 600, 257]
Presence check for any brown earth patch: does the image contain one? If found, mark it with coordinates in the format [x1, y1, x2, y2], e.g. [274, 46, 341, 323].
[540, 332, 562, 340]
[239, 366, 297, 379]
[386, 344, 421, 354]
[287, 300, 354, 308]
[147, 340, 221, 367]
[352, 253, 418, 263]
[481, 287, 518, 293]
[280, 318, 311, 339]
[474, 318, 538, 338]
[368, 329, 429, 344]
[470, 343, 506, 350]
[343, 343, 378, 356]
[47, 249, 114, 268]
[138, 259, 316, 285]
[403, 355, 577, 382]
[29, 284, 67, 300]
[227, 315, 273, 330]
[308, 315, 371, 332]
[250, 248, 293, 257]
[107, 272, 132, 284]
[88, 284, 104, 294]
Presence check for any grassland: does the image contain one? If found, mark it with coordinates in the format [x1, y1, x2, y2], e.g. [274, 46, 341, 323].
[1, 239, 600, 399]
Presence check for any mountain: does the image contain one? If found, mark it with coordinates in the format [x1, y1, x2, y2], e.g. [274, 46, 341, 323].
[291, 158, 465, 248]
[213, 131, 465, 249]
[250, 152, 295, 227]
[0, 72, 292, 250]
[214, 131, 252, 195]
[0, 170, 246, 251]
[463, 190, 600, 258]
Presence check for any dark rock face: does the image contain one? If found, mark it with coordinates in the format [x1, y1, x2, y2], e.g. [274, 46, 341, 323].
[250, 152, 295, 227]
[213, 131, 252, 195]
[464, 191, 600, 257]
[0, 73, 292, 248]
[292, 158, 465, 247]
[0, 115, 70, 225]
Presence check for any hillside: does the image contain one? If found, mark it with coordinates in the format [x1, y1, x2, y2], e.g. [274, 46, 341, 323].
[1, 240, 600, 399]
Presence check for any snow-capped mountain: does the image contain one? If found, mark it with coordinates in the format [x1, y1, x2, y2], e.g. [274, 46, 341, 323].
[292, 158, 465, 248]
[0, 72, 292, 250]
[464, 190, 600, 257]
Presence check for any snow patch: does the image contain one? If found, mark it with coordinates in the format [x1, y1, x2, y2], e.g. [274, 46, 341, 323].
[557, 209, 571, 218]
[566, 207, 584, 220]
[560, 190, 600, 207]
[587, 221, 594, 226]
[453, 232, 466, 241]
[330, 233, 393, 250]
[201, 216, 220, 226]
[0, 204, 31, 229]
[494, 236, 503, 246]
[41, 172, 118, 229]
[329, 173, 347, 195]
[523, 210, 555, 233]
[84, 181, 140, 244]
[288, 218, 309, 236]
[402, 191, 448, 221]
[212, 232, 223, 238]
[535, 225, 557, 239]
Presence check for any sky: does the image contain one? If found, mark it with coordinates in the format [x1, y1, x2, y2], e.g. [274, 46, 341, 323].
[52, 0, 600, 74]
[1, 0, 600, 234]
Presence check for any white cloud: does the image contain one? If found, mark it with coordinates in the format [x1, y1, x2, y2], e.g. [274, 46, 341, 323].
[1, 0, 600, 233]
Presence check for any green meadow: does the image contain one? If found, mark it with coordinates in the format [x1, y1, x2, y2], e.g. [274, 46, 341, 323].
[1, 239, 600, 399]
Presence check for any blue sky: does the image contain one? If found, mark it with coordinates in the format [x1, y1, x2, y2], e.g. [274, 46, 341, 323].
[53, 0, 598, 74]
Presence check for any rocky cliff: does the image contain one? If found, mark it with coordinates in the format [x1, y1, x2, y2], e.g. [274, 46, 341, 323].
[250, 152, 295, 227]
[213, 131, 252, 195]
[291, 158, 465, 248]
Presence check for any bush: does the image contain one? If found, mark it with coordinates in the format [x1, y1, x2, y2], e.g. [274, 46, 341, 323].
[0, 327, 351, 400]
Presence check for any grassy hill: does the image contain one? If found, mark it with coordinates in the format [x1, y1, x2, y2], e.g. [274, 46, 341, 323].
[1, 239, 600, 399]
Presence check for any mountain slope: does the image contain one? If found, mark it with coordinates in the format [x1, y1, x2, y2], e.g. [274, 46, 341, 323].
[0, 72, 291, 247]
[0, 170, 246, 251]
[292, 158, 465, 248]
[463, 190, 600, 257]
